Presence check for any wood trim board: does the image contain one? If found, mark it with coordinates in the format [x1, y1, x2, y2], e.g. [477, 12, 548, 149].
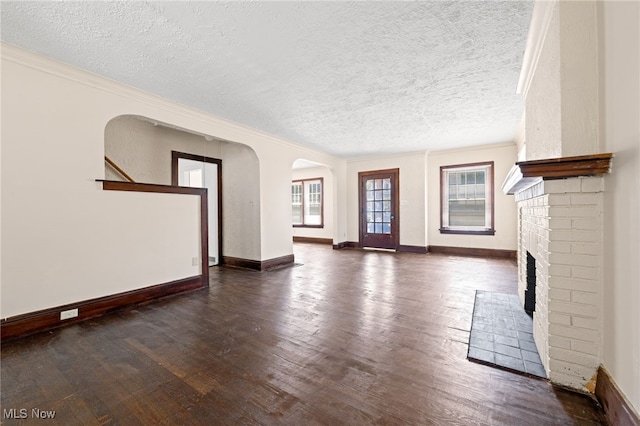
[596, 365, 640, 426]
[428, 245, 517, 259]
[516, 153, 613, 179]
[222, 254, 295, 271]
[1, 276, 204, 342]
[293, 236, 333, 245]
[397, 245, 428, 254]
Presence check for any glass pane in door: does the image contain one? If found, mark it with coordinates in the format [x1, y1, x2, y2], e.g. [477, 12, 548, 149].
[365, 178, 392, 234]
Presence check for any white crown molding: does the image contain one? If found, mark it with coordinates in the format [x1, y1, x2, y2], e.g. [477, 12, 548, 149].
[427, 140, 516, 157]
[346, 150, 428, 164]
[516, 0, 558, 98]
[0, 41, 337, 162]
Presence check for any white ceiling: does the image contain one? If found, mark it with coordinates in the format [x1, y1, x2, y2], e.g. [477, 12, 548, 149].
[1, 1, 533, 158]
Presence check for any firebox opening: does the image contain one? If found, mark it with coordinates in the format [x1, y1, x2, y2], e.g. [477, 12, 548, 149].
[525, 251, 536, 316]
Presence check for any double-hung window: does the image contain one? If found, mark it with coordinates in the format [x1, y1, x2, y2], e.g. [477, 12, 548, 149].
[440, 162, 495, 235]
[292, 178, 323, 227]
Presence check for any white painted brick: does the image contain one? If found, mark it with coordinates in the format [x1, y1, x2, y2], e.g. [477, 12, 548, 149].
[549, 230, 574, 242]
[581, 177, 604, 193]
[549, 204, 573, 219]
[571, 193, 602, 205]
[549, 276, 598, 292]
[571, 316, 600, 331]
[537, 239, 550, 254]
[536, 259, 550, 275]
[571, 291, 599, 305]
[573, 207, 601, 218]
[549, 288, 571, 301]
[549, 358, 599, 378]
[571, 339, 600, 356]
[538, 217, 550, 229]
[517, 175, 605, 392]
[572, 219, 599, 230]
[572, 266, 599, 280]
[563, 178, 583, 193]
[549, 241, 571, 253]
[550, 206, 599, 218]
[549, 312, 572, 325]
[550, 253, 599, 267]
[549, 264, 572, 277]
[573, 230, 600, 243]
[549, 218, 572, 230]
[549, 300, 598, 317]
[537, 228, 550, 241]
[543, 180, 567, 194]
[546, 361, 597, 392]
[549, 346, 599, 367]
[550, 323, 599, 342]
[548, 194, 571, 205]
[571, 243, 600, 256]
[549, 335, 572, 350]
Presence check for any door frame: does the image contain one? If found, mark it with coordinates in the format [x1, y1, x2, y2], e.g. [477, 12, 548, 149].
[358, 168, 400, 250]
[172, 151, 223, 265]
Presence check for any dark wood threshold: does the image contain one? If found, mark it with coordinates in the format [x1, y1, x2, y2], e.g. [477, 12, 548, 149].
[333, 242, 427, 253]
[428, 245, 517, 259]
[293, 236, 333, 245]
[333, 241, 360, 250]
[1, 276, 205, 342]
[222, 254, 295, 271]
[397, 245, 428, 254]
[596, 365, 640, 426]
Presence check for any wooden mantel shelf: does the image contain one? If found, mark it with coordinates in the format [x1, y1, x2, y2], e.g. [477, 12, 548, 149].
[502, 153, 613, 195]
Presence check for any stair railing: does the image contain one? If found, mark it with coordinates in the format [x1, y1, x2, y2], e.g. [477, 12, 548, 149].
[104, 156, 135, 183]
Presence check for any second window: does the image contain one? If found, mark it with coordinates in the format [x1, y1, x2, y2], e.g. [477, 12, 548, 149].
[292, 178, 323, 227]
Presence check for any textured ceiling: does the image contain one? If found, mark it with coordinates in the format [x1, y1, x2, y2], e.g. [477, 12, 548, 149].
[1, 1, 533, 158]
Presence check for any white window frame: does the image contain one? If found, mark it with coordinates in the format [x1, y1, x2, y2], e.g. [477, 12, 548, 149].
[292, 178, 324, 228]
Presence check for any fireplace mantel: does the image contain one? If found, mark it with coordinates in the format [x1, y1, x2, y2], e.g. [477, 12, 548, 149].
[502, 153, 613, 195]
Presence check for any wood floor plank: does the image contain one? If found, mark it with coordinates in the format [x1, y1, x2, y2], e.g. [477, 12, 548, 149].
[1, 244, 607, 425]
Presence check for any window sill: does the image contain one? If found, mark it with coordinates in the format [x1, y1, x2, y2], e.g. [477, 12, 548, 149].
[293, 225, 324, 229]
[439, 228, 495, 236]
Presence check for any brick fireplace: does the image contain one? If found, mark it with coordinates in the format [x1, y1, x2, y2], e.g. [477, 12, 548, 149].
[503, 153, 612, 392]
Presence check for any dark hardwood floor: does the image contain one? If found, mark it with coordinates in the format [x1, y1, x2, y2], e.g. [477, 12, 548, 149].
[1, 243, 607, 425]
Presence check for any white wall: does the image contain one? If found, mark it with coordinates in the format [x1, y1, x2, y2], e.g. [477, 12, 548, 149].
[105, 116, 261, 262]
[525, 1, 562, 161]
[600, 0, 640, 413]
[1, 43, 344, 318]
[346, 152, 427, 248]
[427, 143, 518, 250]
[0, 57, 201, 318]
[222, 142, 261, 260]
[525, 1, 601, 161]
[292, 166, 334, 241]
[105, 115, 223, 185]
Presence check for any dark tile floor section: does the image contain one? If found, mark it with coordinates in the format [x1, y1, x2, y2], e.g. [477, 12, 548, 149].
[467, 290, 547, 379]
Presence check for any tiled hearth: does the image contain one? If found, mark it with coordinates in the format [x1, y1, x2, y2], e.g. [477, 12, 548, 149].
[468, 291, 546, 378]
[503, 154, 612, 392]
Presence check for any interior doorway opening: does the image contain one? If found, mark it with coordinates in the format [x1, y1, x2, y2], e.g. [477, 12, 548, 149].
[172, 151, 222, 266]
